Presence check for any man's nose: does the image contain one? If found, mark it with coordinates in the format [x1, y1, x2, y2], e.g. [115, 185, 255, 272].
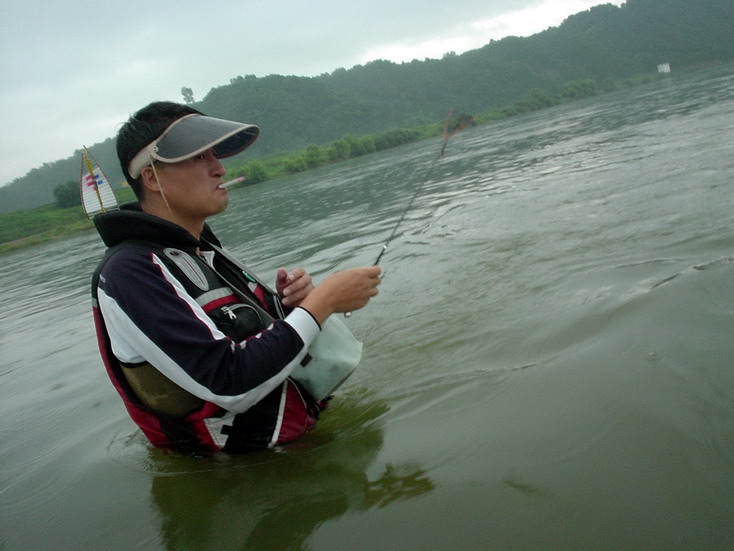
[209, 155, 225, 176]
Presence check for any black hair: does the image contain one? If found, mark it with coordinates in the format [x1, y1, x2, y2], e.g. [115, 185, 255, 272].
[116, 101, 203, 199]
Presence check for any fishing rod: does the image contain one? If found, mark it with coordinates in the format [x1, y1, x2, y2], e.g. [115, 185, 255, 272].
[372, 108, 467, 267]
[371, 152, 443, 266]
[345, 109, 467, 317]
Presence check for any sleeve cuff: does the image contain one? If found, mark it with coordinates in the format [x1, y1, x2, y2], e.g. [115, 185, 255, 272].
[284, 307, 321, 347]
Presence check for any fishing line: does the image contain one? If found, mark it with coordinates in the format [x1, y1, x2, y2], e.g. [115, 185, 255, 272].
[372, 108, 468, 267]
[345, 110, 462, 317]
[372, 151, 443, 266]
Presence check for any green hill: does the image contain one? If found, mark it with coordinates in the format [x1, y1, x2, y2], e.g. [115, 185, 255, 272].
[1, 0, 732, 213]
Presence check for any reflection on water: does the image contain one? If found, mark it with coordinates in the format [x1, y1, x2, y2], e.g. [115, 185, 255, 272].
[147, 399, 433, 550]
[1, 65, 733, 550]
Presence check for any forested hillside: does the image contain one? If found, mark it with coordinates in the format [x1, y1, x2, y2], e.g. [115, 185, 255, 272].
[1, 0, 732, 212]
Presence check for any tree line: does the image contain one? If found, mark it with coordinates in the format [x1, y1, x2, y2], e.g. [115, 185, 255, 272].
[1, 0, 732, 213]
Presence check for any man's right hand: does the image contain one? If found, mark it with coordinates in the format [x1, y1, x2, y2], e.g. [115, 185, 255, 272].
[299, 266, 382, 324]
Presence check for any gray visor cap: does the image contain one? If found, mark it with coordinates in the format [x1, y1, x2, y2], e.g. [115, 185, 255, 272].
[128, 114, 259, 178]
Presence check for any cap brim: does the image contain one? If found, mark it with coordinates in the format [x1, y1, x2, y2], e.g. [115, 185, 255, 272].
[128, 114, 259, 178]
[154, 115, 259, 163]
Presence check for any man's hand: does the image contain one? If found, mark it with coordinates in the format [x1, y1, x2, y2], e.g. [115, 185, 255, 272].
[276, 267, 315, 307]
[299, 266, 382, 324]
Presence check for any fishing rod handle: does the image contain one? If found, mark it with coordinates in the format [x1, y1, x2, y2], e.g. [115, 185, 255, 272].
[373, 244, 387, 266]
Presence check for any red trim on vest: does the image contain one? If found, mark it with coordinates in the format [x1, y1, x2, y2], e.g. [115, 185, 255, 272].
[276, 380, 318, 444]
[253, 285, 271, 314]
[201, 294, 239, 313]
[184, 402, 225, 454]
[93, 306, 170, 448]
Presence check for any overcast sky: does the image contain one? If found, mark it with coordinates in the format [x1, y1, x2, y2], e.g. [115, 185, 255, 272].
[0, 0, 622, 186]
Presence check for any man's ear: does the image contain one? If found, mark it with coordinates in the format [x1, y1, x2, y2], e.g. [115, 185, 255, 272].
[140, 166, 161, 192]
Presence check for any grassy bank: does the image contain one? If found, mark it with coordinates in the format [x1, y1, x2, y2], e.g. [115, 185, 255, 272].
[0, 204, 93, 254]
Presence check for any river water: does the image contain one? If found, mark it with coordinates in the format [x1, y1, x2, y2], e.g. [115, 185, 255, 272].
[1, 66, 733, 550]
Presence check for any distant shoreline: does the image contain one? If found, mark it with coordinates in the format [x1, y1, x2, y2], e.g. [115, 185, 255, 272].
[1, 66, 716, 256]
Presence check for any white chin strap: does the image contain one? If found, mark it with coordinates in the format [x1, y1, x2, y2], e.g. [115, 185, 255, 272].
[128, 144, 159, 179]
[147, 156, 173, 216]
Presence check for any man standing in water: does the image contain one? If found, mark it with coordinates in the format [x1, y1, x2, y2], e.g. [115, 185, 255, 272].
[92, 101, 381, 454]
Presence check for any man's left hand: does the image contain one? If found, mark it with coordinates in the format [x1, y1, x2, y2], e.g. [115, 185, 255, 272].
[276, 267, 314, 307]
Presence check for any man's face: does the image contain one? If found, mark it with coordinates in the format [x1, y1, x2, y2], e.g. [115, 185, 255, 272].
[155, 149, 229, 220]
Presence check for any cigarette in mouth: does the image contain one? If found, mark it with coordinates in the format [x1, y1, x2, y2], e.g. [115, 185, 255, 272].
[221, 177, 245, 189]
